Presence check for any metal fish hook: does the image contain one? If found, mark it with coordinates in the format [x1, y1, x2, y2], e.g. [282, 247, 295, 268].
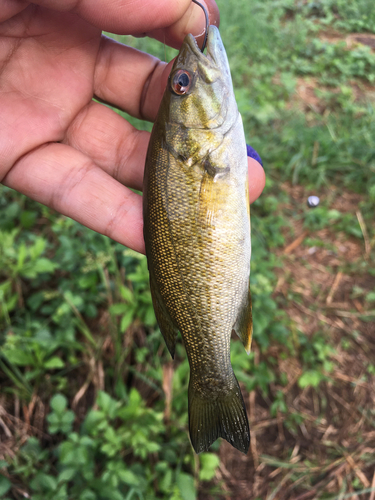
[192, 0, 209, 52]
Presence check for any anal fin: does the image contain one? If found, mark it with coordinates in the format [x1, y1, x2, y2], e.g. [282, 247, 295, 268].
[233, 287, 253, 354]
[149, 273, 178, 359]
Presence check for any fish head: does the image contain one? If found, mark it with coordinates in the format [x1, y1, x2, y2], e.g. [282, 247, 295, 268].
[168, 26, 233, 126]
[161, 26, 237, 163]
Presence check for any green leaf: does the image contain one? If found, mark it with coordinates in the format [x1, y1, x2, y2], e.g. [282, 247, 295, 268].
[298, 370, 324, 389]
[369, 184, 375, 202]
[144, 306, 156, 327]
[58, 468, 76, 483]
[104, 426, 118, 444]
[327, 209, 341, 220]
[159, 468, 172, 493]
[4, 293, 18, 314]
[27, 291, 46, 311]
[20, 210, 37, 229]
[117, 469, 140, 486]
[3, 349, 33, 366]
[83, 410, 106, 433]
[44, 357, 65, 369]
[120, 285, 134, 303]
[22, 258, 58, 278]
[48, 409, 75, 435]
[79, 489, 96, 500]
[177, 472, 196, 500]
[128, 388, 142, 407]
[199, 453, 220, 481]
[47, 413, 60, 425]
[61, 411, 75, 427]
[96, 391, 118, 418]
[120, 309, 135, 332]
[32, 258, 58, 274]
[63, 290, 84, 310]
[50, 394, 68, 414]
[30, 237, 46, 259]
[109, 303, 128, 315]
[30, 472, 57, 492]
[78, 273, 98, 289]
[0, 475, 11, 496]
[16, 243, 27, 271]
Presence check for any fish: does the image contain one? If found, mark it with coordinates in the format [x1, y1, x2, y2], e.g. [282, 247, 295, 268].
[143, 25, 252, 454]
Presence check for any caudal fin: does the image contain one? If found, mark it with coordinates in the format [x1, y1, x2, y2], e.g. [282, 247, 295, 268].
[188, 378, 250, 454]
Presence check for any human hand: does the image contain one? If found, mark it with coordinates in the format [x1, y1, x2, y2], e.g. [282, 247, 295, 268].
[0, 0, 265, 254]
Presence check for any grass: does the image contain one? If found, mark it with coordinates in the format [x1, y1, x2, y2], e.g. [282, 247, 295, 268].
[1, 0, 375, 498]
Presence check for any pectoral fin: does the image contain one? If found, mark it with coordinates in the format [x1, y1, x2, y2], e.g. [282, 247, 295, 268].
[198, 167, 229, 229]
[233, 288, 253, 354]
[149, 273, 178, 359]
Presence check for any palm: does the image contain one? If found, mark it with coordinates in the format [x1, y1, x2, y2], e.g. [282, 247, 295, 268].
[2, 8, 101, 159]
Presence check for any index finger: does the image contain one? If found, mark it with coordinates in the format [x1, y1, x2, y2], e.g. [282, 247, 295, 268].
[32, 0, 219, 49]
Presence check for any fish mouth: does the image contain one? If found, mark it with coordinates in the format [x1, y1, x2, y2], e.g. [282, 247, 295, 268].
[185, 26, 232, 94]
[185, 26, 228, 70]
[184, 33, 208, 62]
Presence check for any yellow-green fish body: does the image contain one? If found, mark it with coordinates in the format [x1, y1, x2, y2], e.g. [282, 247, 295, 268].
[143, 26, 252, 454]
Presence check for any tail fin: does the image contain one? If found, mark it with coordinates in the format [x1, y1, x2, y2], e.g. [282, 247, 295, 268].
[188, 378, 250, 454]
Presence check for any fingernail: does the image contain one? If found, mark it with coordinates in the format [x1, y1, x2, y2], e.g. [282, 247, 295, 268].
[247, 144, 263, 168]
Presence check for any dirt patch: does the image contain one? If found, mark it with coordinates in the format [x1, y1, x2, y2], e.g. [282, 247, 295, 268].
[318, 28, 347, 45]
[287, 30, 375, 113]
[293, 77, 324, 114]
[318, 30, 375, 50]
[350, 33, 375, 49]
[291, 76, 375, 114]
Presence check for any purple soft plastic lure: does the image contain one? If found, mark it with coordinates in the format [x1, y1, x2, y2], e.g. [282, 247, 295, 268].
[246, 144, 263, 168]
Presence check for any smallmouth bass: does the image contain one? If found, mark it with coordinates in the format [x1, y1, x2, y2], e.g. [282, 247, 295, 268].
[143, 25, 252, 454]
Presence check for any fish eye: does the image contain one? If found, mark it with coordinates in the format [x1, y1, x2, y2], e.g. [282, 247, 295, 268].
[171, 70, 192, 95]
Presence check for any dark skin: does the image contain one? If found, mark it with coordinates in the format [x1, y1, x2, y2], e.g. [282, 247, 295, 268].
[0, 0, 265, 254]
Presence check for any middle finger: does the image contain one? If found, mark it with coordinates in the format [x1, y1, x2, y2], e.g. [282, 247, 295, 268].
[64, 100, 149, 191]
[94, 36, 171, 122]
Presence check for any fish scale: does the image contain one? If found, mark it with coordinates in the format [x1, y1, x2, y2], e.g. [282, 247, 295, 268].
[143, 25, 252, 454]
